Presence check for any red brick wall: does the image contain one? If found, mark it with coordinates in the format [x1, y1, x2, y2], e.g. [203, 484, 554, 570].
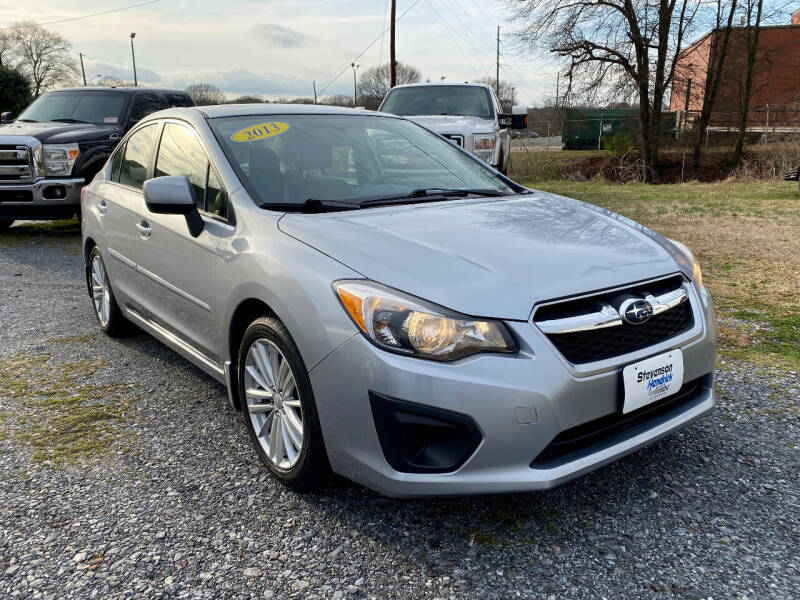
[670, 26, 800, 126]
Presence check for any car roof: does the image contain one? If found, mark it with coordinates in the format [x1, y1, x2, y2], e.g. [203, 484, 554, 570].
[52, 87, 190, 95]
[388, 82, 493, 90]
[177, 104, 387, 119]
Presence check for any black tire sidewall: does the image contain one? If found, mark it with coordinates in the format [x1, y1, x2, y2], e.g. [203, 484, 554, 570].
[0, 220, 13, 232]
[238, 317, 327, 489]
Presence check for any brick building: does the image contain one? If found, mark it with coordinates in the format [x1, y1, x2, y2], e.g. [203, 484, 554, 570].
[670, 10, 800, 130]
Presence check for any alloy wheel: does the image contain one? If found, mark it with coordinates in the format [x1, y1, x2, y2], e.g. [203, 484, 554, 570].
[91, 254, 111, 327]
[244, 338, 304, 469]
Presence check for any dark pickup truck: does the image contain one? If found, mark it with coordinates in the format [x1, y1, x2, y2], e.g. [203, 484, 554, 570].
[0, 87, 193, 230]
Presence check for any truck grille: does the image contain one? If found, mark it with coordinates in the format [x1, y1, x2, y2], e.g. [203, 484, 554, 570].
[443, 134, 463, 147]
[534, 275, 695, 364]
[0, 145, 33, 182]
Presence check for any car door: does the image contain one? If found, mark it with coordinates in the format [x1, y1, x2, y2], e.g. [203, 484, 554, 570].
[130, 120, 231, 361]
[99, 123, 159, 310]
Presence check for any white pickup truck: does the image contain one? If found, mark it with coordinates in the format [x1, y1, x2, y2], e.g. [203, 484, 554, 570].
[378, 82, 527, 175]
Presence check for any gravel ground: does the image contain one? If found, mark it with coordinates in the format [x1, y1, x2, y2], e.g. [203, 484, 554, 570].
[1, 222, 798, 600]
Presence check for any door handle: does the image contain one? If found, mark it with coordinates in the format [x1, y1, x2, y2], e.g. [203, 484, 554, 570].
[97, 200, 107, 215]
[136, 221, 151, 239]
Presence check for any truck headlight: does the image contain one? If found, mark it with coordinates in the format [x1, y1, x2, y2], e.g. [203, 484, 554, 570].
[334, 280, 517, 361]
[669, 239, 703, 290]
[43, 144, 80, 177]
[472, 135, 495, 163]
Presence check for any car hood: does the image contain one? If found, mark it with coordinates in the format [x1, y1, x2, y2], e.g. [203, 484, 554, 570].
[278, 192, 683, 320]
[0, 121, 121, 143]
[402, 114, 495, 134]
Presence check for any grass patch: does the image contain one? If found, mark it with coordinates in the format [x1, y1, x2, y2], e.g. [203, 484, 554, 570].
[0, 352, 135, 466]
[526, 180, 800, 369]
[0, 218, 81, 250]
[47, 333, 96, 345]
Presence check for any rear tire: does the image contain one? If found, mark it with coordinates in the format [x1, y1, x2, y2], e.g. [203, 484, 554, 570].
[88, 247, 126, 337]
[0, 220, 13, 232]
[238, 317, 329, 491]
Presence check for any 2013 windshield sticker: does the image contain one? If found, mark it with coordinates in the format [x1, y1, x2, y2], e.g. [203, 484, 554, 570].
[231, 122, 290, 142]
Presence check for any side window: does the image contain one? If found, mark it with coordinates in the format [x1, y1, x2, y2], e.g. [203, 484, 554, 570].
[119, 125, 157, 189]
[155, 123, 210, 210]
[130, 93, 167, 122]
[109, 143, 125, 182]
[206, 167, 228, 219]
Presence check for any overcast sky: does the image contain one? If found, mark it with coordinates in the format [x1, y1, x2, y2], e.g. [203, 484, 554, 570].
[1, 0, 560, 104]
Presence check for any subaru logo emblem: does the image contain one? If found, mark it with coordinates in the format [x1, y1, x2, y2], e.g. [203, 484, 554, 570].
[619, 298, 653, 325]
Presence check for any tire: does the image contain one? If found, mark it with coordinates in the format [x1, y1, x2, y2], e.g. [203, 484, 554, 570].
[238, 317, 329, 490]
[0, 220, 13, 233]
[88, 247, 126, 337]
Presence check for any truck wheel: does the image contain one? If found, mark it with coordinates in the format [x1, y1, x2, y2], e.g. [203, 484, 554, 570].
[0, 220, 13, 232]
[238, 316, 330, 491]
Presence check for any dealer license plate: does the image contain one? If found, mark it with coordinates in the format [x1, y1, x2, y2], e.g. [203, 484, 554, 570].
[622, 349, 684, 414]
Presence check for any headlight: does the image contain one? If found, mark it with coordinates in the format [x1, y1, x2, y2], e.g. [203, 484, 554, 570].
[334, 280, 517, 361]
[472, 135, 495, 163]
[669, 239, 703, 290]
[42, 143, 80, 176]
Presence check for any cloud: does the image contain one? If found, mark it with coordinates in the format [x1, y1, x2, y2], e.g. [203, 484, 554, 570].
[251, 23, 313, 49]
[85, 59, 162, 84]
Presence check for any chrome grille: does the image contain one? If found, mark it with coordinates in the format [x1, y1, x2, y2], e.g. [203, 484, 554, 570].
[0, 144, 32, 182]
[533, 275, 695, 364]
[443, 134, 463, 147]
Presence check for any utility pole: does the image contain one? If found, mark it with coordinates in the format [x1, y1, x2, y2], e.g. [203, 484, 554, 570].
[79, 53, 87, 86]
[496, 26, 500, 97]
[129, 33, 138, 86]
[390, 0, 397, 88]
[351, 63, 359, 107]
[313, 81, 317, 104]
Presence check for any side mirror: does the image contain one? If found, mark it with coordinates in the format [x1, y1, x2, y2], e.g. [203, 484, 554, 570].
[0, 112, 15, 124]
[143, 176, 204, 237]
[510, 105, 528, 130]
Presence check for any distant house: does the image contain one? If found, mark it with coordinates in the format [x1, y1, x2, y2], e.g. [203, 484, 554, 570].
[670, 10, 800, 130]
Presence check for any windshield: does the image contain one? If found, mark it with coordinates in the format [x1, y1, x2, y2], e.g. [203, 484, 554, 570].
[18, 91, 128, 125]
[379, 86, 494, 119]
[209, 114, 514, 208]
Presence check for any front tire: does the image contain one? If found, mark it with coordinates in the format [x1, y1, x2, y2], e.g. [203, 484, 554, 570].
[238, 317, 329, 490]
[0, 220, 13, 232]
[88, 247, 126, 336]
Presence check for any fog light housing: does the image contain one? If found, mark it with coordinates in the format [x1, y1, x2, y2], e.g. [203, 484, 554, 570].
[369, 391, 482, 473]
[43, 185, 67, 200]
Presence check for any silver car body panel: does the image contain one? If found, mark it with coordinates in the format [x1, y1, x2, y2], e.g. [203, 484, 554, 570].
[82, 105, 717, 497]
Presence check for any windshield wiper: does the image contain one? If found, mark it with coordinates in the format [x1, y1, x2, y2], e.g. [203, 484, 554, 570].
[50, 118, 90, 124]
[260, 198, 361, 213]
[359, 188, 507, 207]
[17, 119, 38, 123]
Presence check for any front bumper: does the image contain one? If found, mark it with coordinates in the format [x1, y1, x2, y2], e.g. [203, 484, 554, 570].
[0, 178, 84, 220]
[310, 283, 716, 497]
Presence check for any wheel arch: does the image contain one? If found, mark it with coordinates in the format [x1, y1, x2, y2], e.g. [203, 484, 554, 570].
[227, 298, 279, 410]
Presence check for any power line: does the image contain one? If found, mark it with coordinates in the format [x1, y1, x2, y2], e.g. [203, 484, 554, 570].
[1, 0, 162, 27]
[318, 0, 420, 96]
[440, 0, 492, 79]
[425, 0, 483, 81]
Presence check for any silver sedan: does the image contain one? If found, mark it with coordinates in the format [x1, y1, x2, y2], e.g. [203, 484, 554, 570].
[81, 105, 716, 497]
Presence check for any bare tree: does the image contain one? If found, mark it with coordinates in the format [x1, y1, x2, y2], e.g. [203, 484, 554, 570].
[185, 83, 225, 106]
[733, 0, 764, 160]
[690, 1, 738, 172]
[230, 95, 265, 104]
[7, 21, 77, 96]
[507, 1, 702, 180]
[358, 62, 422, 104]
[474, 77, 518, 112]
[0, 30, 16, 68]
